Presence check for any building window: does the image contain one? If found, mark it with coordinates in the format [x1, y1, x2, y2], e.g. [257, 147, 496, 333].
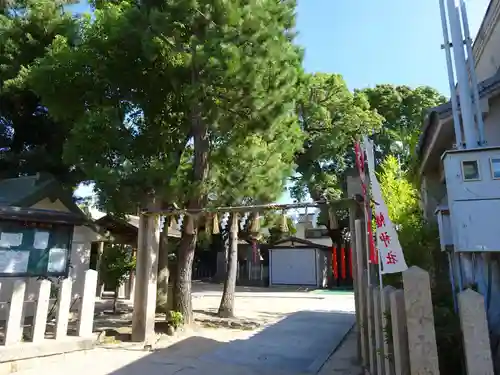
[491, 158, 500, 179]
[461, 160, 480, 181]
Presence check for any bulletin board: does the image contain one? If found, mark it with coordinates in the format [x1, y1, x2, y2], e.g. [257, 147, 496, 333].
[0, 219, 73, 277]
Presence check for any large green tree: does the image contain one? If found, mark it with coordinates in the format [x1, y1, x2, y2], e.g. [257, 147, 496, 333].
[290, 73, 382, 241]
[29, 0, 196, 324]
[290, 80, 446, 241]
[171, 0, 303, 323]
[361, 84, 447, 171]
[30, 0, 303, 323]
[0, 0, 82, 186]
[29, 0, 192, 215]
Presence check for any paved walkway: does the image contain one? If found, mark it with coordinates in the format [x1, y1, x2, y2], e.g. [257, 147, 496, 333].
[10, 288, 357, 375]
[199, 309, 355, 374]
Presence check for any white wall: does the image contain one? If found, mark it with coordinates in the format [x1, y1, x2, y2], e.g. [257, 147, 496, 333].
[0, 199, 99, 319]
[443, 148, 500, 251]
[422, 92, 500, 221]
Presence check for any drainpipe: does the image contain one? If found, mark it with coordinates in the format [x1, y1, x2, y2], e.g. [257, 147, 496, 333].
[439, 0, 463, 149]
[447, 0, 478, 149]
[459, 0, 486, 146]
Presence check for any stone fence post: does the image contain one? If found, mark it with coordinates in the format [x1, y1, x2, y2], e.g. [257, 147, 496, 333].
[5, 280, 26, 345]
[390, 289, 410, 375]
[383, 286, 396, 375]
[367, 283, 377, 374]
[355, 219, 369, 368]
[78, 269, 98, 337]
[373, 286, 385, 375]
[32, 280, 51, 343]
[55, 277, 73, 340]
[458, 289, 494, 375]
[403, 266, 439, 375]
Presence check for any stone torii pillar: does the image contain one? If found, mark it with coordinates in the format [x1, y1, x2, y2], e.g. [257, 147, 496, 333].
[131, 206, 161, 343]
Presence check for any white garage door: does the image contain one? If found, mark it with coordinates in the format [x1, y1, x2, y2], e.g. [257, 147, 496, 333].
[270, 248, 317, 286]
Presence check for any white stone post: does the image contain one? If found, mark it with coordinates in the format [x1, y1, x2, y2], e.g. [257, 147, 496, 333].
[355, 219, 369, 368]
[78, 269, 98, 337]
[125, 269, 136, 301]
[383, 285, 396, 375]
[117, 283, 126, 299]
[403, 267, 439, 375]
[367, 284, 377, 374]
[32, 279, 51, 343]
[390, 289, 410, 375]
[5, 280, 26, 345]
[458, 289, 494, 375]
[55, 278, 73, 340]
[373, 286, 385, 375]
[350, 221, 360, 358]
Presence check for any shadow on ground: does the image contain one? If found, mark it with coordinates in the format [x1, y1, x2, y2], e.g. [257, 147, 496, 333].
[100, 310, 355, 375]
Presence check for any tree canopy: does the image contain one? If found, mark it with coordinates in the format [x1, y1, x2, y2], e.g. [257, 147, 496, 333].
[29, 0, 304, 322]
[362, 84, 446, 171]
[291, 73, 383, 204]
[29, 0, 193, 213]
[0, 0, 83, 186]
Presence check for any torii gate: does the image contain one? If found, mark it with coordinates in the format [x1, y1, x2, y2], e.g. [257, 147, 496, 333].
[130, 198, 358, 343]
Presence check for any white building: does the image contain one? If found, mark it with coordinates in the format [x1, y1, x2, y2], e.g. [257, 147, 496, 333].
[418, 0, 500, 365]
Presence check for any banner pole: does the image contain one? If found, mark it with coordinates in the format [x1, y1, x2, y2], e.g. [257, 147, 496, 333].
[364, 204, 372, 284]
[356, 140, 373, 285]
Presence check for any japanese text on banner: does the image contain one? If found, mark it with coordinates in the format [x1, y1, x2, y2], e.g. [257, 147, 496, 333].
[363, 137, 408, 274]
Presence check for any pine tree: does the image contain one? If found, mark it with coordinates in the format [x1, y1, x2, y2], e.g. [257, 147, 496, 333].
[172, 0, 303, 322]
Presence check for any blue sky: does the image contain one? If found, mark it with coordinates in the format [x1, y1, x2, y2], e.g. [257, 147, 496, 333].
[296, 0, 489, 93]
[70, 0, 490, 205]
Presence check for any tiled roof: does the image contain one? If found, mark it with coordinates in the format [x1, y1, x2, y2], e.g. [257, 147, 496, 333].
[0, 174, 52, 206]
[417, 70, 500, 158]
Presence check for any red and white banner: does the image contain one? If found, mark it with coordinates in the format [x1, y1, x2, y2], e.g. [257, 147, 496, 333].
[363, 137, 408, 274]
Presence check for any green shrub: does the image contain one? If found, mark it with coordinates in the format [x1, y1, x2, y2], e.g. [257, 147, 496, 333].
[100, 244, 135, 290]
[100, 244, 135, 312]
[168, 311, 184, 328]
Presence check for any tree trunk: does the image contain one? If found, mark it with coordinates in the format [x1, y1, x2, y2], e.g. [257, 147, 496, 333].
[174, 231, 197, 324]
[156, 226, 170, 313]
[218, 215, 238, 318]
[174, 40, 209, 325]
[113, 287, 119, 314]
